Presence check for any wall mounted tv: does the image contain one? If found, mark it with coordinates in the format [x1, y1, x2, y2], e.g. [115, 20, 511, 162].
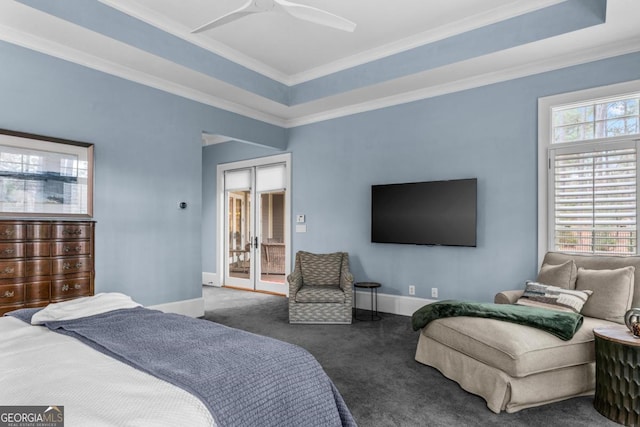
[371, 178, 477, 247]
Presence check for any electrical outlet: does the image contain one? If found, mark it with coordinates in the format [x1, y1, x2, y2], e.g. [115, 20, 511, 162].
[431, 288, 438, 298]
[409, 285, 415, 296]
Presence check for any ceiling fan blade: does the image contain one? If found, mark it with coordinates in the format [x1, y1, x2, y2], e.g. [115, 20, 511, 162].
[274, 0, 356, 32]
[191, 0, 260, 33]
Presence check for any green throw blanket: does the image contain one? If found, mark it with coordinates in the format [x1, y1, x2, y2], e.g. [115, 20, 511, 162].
[411, 300, 584, 341]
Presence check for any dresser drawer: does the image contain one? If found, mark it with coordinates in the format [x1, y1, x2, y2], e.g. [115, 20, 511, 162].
[25, 281, 50, 302]
[53, 224, 92, 240]
[0, 283, 24, 304]
[0, 243, 24, 259]
[26, 242, 51, 258]
[52, 257, 92, 275]
[26, 259, 51, 277]
[0, 224, 25, 241]
[51, 277, 91, 300]
[0, 261, 25, 279]
[27, 223, 51, 240]
[52, 241, 91, 256]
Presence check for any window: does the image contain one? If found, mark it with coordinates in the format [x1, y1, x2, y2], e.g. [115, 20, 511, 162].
[551, 145, 636, 255]
[538, 81, 640, 261]
[0, 129, 93, 217]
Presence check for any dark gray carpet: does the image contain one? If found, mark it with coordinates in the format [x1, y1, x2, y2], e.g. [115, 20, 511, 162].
[202, 286, 616, 427]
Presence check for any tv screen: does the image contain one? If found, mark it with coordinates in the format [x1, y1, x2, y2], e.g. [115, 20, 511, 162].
[371, 178, 477, 247]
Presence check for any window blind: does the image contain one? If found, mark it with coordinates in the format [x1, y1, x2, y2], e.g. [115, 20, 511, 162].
[224, 169, 251, 191]
[553, 147, 637, 255]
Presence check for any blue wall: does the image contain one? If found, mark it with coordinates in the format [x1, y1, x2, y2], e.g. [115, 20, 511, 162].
[0, 40, 284, 306]
[203, 52, 640, 303]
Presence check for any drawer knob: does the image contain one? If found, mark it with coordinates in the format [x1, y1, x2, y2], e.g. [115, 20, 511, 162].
[63, 246, 82, 253]
[61, 284, 82, 292]
[62, 262, 83, 270]
[2, 248, 14, 255]
[1, 267, 14, 274]
[62, 229, 83, 236]
[0, 229, 14, 238]
[1, 290, 14, 298]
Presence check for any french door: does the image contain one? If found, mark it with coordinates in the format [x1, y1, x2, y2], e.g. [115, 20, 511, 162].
[219, 154, 290, 295]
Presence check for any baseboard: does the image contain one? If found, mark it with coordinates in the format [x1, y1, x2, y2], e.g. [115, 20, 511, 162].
[202, 272, 221, 287]
[354, 291, 433, 317]
[148, 297, 205, 318]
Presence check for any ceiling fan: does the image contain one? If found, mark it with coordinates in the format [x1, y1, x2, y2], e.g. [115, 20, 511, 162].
[191, 0, 356, 33]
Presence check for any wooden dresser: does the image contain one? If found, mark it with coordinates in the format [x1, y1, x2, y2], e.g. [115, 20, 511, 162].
[0, 220, 95, 316]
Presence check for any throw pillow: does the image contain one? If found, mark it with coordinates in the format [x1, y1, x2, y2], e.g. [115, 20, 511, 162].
[536, 260, 578, 289]
[575, 266, 635, 324]
[516, 281, 592, 313]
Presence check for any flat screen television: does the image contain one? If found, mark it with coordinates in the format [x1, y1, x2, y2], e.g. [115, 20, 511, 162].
[371, 178, 477, 247]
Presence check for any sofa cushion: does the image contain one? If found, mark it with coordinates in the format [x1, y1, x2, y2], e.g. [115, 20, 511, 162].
[536, 260, 577, 289]
[515, 282, 592, 313]
[299, 251, 343, 286]
[576, 266, 635, 324]
[295, 285, 345, 303]
[421, 315, 616, 378]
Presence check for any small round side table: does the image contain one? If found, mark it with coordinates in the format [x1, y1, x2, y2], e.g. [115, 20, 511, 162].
[593, 326, 640, 426]
[353, 282, 381, 321]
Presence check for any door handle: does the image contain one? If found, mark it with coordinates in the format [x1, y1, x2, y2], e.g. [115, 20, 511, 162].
[254, 236, 258, 248]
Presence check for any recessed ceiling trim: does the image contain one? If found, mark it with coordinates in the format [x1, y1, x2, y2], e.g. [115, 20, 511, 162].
[98, 0, 292, 84]
[99, 0, 567, 86]
[284, 36, 640, 127]
[286, 0, 568, 84]
[0, 1, 287, 127]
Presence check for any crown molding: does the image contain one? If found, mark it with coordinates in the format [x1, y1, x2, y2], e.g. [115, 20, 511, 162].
[99, 0, 566, 86]
[284, 37, 640, 127]
[286, 0, 567, 84]
[98, 0, 292, 85]
[2, 0, 638, 131]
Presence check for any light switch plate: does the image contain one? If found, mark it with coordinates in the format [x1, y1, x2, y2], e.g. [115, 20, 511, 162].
[296, 224, 307, 233]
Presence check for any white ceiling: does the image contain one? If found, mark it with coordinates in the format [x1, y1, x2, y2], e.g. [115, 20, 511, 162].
[1, 0, 639, 129]
[101, 0, 569, 83]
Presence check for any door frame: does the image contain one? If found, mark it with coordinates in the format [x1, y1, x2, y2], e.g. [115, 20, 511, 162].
[216, 153, 292, 296]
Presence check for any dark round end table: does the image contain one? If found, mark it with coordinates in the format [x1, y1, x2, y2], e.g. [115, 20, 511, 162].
[593, 326, 640, 426]
[354, 282, 381, 321]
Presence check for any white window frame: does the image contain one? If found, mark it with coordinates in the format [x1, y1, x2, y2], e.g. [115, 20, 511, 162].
[538, 80, 640, 266]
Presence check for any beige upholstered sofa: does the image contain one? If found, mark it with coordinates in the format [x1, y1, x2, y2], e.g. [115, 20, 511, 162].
[415, 252, 640, 413]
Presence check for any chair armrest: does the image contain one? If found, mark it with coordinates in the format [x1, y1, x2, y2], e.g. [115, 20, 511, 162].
[287, 271, 302, 297]
[340, 272, 354, 305]
[494, 290, 524, 304]
[340, 272, 354, 292]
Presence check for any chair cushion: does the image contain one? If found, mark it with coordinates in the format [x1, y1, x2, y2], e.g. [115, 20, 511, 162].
[295, 285, 345, 303]
[299, 251, 343, 286]
[421, 315, 616, 378]
[576, 266, 635, 324]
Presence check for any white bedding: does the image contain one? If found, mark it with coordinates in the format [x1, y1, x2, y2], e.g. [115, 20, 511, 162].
[0, 315, 214, 427]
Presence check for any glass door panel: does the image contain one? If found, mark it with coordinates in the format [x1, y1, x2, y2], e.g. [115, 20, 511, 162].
[224, 187, 253, 289]
[256, 191, 286, 293]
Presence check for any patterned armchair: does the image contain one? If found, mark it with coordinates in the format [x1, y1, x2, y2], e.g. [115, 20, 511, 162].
[288, 251, 354, 324]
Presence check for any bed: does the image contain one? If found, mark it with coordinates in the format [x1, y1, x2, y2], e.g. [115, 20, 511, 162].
[0, 293, 356, 427]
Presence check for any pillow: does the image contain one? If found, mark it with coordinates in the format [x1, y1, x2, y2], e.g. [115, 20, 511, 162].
[516, 281, 592, 313]
[31, 292, 141, 325]
[536, 260, 578, 289]
[575, 266, 635, 324]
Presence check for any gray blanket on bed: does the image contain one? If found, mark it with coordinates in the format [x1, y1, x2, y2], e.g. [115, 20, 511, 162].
[16, 307, 356, 427]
